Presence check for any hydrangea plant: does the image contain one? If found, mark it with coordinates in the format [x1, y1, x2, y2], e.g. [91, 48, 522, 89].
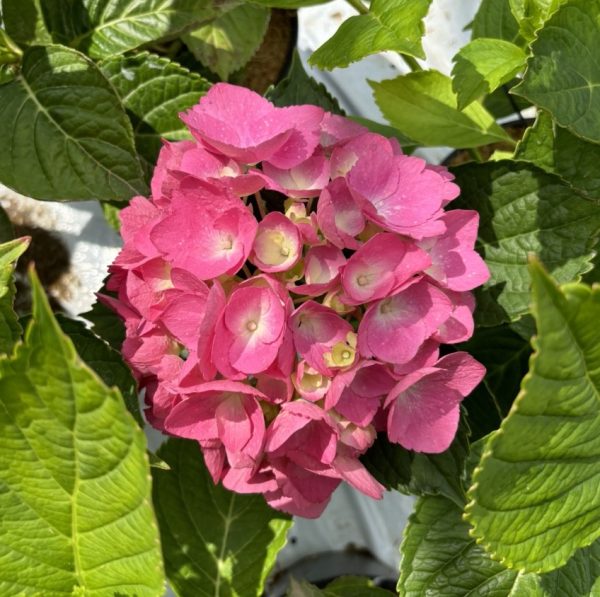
[1, 0, 600, 595]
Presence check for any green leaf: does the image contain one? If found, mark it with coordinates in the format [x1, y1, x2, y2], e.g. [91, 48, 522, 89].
[361, 415, 470, 507]
[1, 0, 52, 46]
[370, 70, 511, 148]
[466, 262, 600, 572]
[0, 204, 15, 244]
[56, 314, 143, 427]
[288, 577, 392, 597]
[309, 0, 431, 71]
[509, 0, 567, 44]
[483, 78, 531, 119]
[0, 236, 29, 354]
[101, 52, 210, 173]
[81, 294, 126, 352]
[452, 161, 600, 325]
[41, 0, 212, 59]
[152, 437, 292, 596]
[182, 4, 270, 81]
[267, 50, 344, 114]
[513, 0, 600, 144]
[516, 111, 600, 200]
[349, 116, 417, 151]
[471, 0, 521, 43]
[459, 325, 532, 417]
[0, 268, 164, 594]
[0, 45, 146, 202]
[399, 494, 526, 596]
[452, 38, 526, 110]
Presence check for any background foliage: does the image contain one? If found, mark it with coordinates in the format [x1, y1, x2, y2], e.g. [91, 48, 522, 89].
[1, 0, 600, 594]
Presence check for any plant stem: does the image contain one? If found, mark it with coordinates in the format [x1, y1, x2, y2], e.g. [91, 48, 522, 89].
[254, 192, 267, 219]
[467, 147, 484, 162]
[344, 0, 368, 15]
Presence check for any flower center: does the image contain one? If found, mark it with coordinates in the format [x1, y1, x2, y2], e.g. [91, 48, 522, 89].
[357, 274, 369, 287]
[246, 320, 258, 332]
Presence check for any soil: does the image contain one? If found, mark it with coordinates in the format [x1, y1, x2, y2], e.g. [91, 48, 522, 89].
[237, 9, 297, 94]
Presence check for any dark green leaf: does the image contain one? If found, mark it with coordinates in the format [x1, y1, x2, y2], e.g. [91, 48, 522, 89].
[182, 4, 270, 80]
[466, 262, 600, 572]
[248, 0, 328, 6]
[0, 236, 29, 354]
[309, 0, 431, 70]
[516, 111, 600, 200]
[267, 50, 343, 114]
[362, 415, 470, 507]
[101, 52, 210, 173]
[56, 314, 143, 427]
[452, 161, 600, 325]
[81, 293, 126, 352]
[153, 437, 292, 596]
[0, 268, 164, 594]
[370, 70, 511, 148]
[471, 0, 521, 43]
[349, 116, 417, 151]
[452, 38, 526, 110]
[41, 0, 213, 59]
[509, 0, 567, 44]
[0, 203, 14, 243]
[1, 0, 52, 46]
[513, 0, 600, 144]
[0, 45, 146, 202]
[288, 577, 392, 597]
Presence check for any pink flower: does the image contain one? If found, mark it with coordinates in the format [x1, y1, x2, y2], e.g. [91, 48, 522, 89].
[150, 183, 257, 280]
[385, 353, 485, 453]
[259, 153, 331, 198]
[181, 83, 324, 168]
[289, 245, 346, 297]
[290, 301, 355, 375]
[317, 178, 364, 250]
[419, 210, 490, 291]
[164, 380, 267, 468]
[341, 233, 430, 305]
[358, 280, 452, 364]
[213, 283, 286, 376]
[250, 212, 302, 273]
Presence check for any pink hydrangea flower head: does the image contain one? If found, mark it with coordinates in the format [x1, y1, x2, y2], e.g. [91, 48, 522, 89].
[105, 83, 489, 518]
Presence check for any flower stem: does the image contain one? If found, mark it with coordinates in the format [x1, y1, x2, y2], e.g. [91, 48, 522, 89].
[254, 192, 267, 219]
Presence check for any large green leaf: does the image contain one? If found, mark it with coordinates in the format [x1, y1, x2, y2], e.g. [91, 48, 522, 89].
[516, 111, 600, 201]
[56, 314, 143, 427]
[466, 262, 600, 572]
[267, 50, 344, 114]
[248, 0, 327, 6]
[40, 0, 213, 59]
[471, 0, 521, 43]
[0, 237, 29, 355]
[101, 52, 210, 173]
[152, 437, 291, 596]
[81, 294, 126, 352]
[399, 494, 526, 595]
[370, 70, 511, 148]
[309, 0, 431, 70]
[182, 4, 270, 81]
[452, 38, 526, 110]
[1, 0, 52, 46]
[361, 416, 470, 507]
[0, 269, 164, 595]
[452, 161, 600, 325]
[513, 0, 600, 144]
[0, 45, 146, 202]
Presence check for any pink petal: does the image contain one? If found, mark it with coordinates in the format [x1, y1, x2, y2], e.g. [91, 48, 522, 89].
[333, 452, 384, 499]
[250, 212, 302, 273]
[358, 280, 453, 364]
